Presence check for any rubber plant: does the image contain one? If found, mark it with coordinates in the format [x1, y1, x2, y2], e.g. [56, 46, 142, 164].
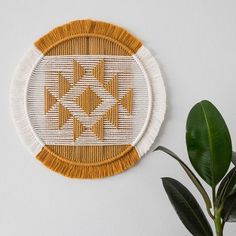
[154, 100, 236, 236]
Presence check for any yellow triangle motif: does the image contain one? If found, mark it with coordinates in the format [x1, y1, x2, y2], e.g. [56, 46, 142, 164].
[73, 60, 85, 85]
[104, 103, 118, 128]
[44, 87, 57, 114]
[58, 73, 71, 98]
[73, 117, 85, 141]
[92, 59, 104, 85]
[104, 74, 118, 99]
[58, 103, 72, 129]
[91, 117, 104, 141]
[119, 89, 132, 114]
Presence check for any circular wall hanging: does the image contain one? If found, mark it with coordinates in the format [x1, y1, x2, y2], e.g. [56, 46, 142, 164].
[10, 19, 166, 178]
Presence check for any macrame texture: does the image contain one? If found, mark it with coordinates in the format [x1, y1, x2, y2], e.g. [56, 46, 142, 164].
[10, 19, 166, 178]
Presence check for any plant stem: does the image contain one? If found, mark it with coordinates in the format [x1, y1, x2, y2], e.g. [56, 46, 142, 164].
[214, 209, 223, 236]
[212, 187, 223, 236]
[212, 187, 216, 206]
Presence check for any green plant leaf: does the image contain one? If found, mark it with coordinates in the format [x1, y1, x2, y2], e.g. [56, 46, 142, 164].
[186, 100, 232, 187]
[233, 152, 236, 166]
[155, 146, 212, 215]
[162, 177, 213, 236]
[222, 192, 236, 222]
[216, 167, 236, 206]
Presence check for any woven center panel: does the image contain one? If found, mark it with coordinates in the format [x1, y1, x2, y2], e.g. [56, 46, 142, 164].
[27, 36, 149, 164]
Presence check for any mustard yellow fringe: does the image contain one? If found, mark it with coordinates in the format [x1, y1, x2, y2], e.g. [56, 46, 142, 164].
[34, 19, 142, 55]
[36, 146, 140, 179]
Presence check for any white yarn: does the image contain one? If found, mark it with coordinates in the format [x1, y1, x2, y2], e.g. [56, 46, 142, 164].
[10, 46, 43, 155]
[10, 45, 166, 160]
[134, 46, 166, 157]
[27, 55, 149, 146]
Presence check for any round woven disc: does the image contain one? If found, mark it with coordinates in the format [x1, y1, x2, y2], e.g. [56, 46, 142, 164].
[11, 19, 166, 178]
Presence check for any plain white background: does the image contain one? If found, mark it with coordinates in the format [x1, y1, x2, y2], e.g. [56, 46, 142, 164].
[1, 0, 236, 235]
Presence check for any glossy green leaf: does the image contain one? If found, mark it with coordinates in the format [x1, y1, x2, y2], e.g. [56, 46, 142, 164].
[222, 192, 236, 222]
[217, 167, 236, 206]
[162, 178, 213, 236]
[155, 146, 212, 214]
[233, 152, 236, 166]
[186, 100, 232, 187]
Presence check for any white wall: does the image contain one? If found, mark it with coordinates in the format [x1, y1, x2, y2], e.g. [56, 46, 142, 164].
[1, 0, 236, 235]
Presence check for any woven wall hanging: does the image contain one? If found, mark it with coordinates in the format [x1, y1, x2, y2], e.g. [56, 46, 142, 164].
[10, 19, 166, 178]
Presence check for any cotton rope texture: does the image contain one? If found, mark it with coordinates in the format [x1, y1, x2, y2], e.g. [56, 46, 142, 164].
[10, 19, 166, 178]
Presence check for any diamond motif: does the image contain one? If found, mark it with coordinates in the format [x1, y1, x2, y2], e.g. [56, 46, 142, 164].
[75, 87, 102, 115]
[44, 60, 132, 142]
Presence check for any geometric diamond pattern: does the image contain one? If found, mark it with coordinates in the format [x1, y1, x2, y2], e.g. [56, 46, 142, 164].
[75, 86, 102, 115]
[44, 59, 132, 142]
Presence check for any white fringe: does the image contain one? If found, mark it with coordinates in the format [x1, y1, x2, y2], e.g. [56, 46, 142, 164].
[134, 46, 166, 157]
[10, 45, 166, 160]
[10, 46, 43, 155]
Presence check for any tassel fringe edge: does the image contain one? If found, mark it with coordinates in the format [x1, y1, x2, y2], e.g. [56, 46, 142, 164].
[34, 19, 142, 55]
[36, 146, 140, 179]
